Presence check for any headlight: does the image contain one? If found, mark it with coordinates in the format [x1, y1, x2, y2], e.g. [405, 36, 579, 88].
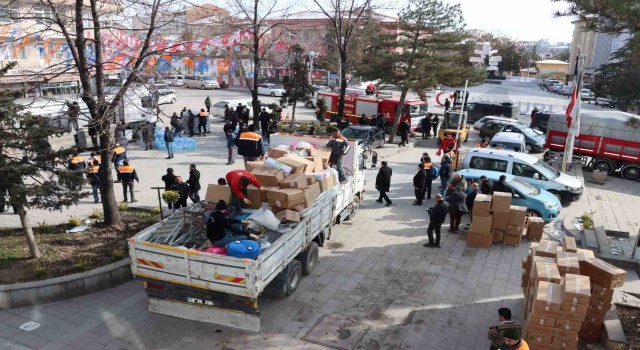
[566, 186, 581, 192]
[544, 202, 555, 209]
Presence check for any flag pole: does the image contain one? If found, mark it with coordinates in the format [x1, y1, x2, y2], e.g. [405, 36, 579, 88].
[561, 54, 584, 173]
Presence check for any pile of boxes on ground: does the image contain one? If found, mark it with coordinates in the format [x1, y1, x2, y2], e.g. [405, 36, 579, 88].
[466, 192, 546, 248]
[521, 238, 626, 349]
[205, 143, 339, 223]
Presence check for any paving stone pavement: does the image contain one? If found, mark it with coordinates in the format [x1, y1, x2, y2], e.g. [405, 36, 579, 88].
[0, 143, 535, 350]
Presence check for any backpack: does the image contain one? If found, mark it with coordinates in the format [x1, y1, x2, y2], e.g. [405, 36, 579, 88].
[430, 164, 440, 180]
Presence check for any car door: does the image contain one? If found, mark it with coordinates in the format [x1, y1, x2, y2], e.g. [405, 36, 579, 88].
[511, 162, 547, 190]
[257, 85, 266, 95]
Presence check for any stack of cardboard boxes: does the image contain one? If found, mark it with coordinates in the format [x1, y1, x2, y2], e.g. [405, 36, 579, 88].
[520, 238, 626, 348]
[466, 192, 529, 248]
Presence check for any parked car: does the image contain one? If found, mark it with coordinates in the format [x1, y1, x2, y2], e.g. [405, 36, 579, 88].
[156, 90, 177, 105]
[580, 88, 594, 103]
[595, 96, 615, 108]
[490, 132, 527, 152]
[211, 99, 272, 118]
[341, 125, 385, 149]
[456, 169, 562, 222]
[466, 101, 519, 123]
[473, 116, 520, 131]
[184, 75, 220, 89]
[163, 75, 184, 87]
[152, 83, 172, 92]
[560, 85, 574, 96]
[478, 120, 547, 153]
[257, 83, 286, 97]
[550, 83, 564, 94]
[460, 148, 583, 204]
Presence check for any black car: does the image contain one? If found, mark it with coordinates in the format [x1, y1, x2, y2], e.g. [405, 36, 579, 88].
[478, 120, 547, 153]
[466, 101, 519, 123]
[341, 126, 385, 149]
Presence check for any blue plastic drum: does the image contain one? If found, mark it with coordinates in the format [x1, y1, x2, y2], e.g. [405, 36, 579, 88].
[226, 240, 261, 259]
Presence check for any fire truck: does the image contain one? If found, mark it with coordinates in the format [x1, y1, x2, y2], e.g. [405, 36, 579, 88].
[317, 92, 428, 134]
[545, 110, 640, 181]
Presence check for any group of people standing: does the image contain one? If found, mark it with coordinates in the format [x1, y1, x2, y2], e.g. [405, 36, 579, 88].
[420, 114, 440, 139]
[161, 164, 201, 209]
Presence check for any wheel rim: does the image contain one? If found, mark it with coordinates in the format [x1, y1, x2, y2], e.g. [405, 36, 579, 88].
[526, 210, 540, 218]
[525, 144, 532, 152]
[622, 166, 640, 181]
[271, 92, 275, 96]
[289, 268, 300, 289]
[594, 161, 613, 174]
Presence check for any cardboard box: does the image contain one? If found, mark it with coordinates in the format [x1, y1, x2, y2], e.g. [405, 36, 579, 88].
[252, 166, 285, 186]
[263, 158, 293, 176]
[309, 147, 332, 159]
[508, 205, 527, 226]
[268, 146, 290, 159]
[525, 327, 554, 344]
[204, 184, 233, 204]
[245, 185, 263, 209]
[276, 209, 301, 223]
[526, 217, 545, 241]
[534, 261, 562, 283]
[271, 204, 305, 214]
[304, 156, 324, 172]
[591, 283, 614, 298]
[469, 215, 492, 234]
[491, 211, 509, 231]
[559, 302, 587, 315]
[303, 182, 321, 208]
[581, 258, 626, 289]
[306, 175, 317, 185]
[530, 315, 556, 327]
[557, 308, 586, 322]
[589, 294, 613, 307]
[261, 186, 280, 202]
[504, 233, 521, 247]
[556, 252, 580, 275]
[536, 240, 559, 258]
[563, 236, 577, 252]
[466, 231, 492, 248]
[267, 188, 305, 208]
[472, 194, 492, 217]
[492, 229, 504, 243]
[245, 160, 264, 172]
[278, 155, 315, 174]
[555, 318, 582, 331]
[280, 173, 308, 189]
[551, 327, 579, 339]
[505, 225, 525, 237]
[491, 192, 512, 212]
[318, 177, 331, 192]
[551, 335, 579, 348]
[534, 281, 563, 313]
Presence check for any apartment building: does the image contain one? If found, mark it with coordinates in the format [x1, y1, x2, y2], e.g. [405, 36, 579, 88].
[569, 19, 631, 77]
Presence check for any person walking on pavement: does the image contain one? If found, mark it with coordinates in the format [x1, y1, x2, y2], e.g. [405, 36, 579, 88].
[530, 107, 539, 128]
[235, 124, 265, 165]
[86, 160, 101, 203]
[187, 109, 196, 137]
[421, 116, 431, 139]
[424, 193, 448, 248]
[326, 129, 350, 183]
[117, 160, 139, 203]
[64, 101, 80, 131]
[172, 176, 190, 209]
[445, 188, 467, 233]
[413, 163, 427, 205]
[398, 119, 410, 147]
[465, 183, 481, 228]
[444, 98, 451, 112]
[224, 105, 231, 121]
[437, 133, 457, 156]
[431, 114, 439, 139]
[480, 175, 493, 195]
[375, 161, 392, 206]
[226, 127, 236, 165]
[187, 164, 201, 203]
[205, 96, 211, 113]
[112, 143, 126, 181]
[164, 127, 175, 159]
[170, 112, 183, 137]
[438, 154, 453, 195]
[161, 168, 177, 209]
[197, 109, 208, 136]
[259, 108, 271, 138]
[87, 119, 99, 149]
[489, 308, 521, 350]
[492, 175, 515, 195]
[142, 121, 155, 150]
[68, 150, 87, 171]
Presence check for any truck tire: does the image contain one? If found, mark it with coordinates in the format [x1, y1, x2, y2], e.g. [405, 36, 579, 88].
[621, 164, 640, 181]
[297, 242, 319, 275]
[344, 195, 360, 221]
[592, 158, 616, 175]
[284, 260, 302, 295]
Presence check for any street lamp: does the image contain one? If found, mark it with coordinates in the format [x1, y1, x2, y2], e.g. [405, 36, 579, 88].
[288, 32, 317, 84]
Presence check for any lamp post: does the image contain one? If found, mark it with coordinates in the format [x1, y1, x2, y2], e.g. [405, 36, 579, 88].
[288, 33, 318, 84]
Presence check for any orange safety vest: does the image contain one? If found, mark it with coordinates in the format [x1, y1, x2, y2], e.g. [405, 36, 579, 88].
[423, 162, 432, 169]
[113, 146, 125, 155]
[88, 165, 100, 174]
[238, 131, 262, 142]
[70, 156, 85, 164]
[118, 165, 135, 173]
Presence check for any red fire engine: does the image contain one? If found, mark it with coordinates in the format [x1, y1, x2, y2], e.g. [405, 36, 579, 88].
[317, 92, 428, 133]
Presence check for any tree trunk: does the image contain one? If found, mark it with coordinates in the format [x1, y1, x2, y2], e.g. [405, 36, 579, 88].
[289, 101, 297, 129]
[388, 87, 409, 144]
[98, 131, 121, 226]
[251, 3, 261, 128]
[16, 203, 41, 259]
[337, 54, 348, 118]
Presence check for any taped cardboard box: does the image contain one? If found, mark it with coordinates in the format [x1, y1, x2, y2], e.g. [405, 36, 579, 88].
[591, 282, 614, 298]
[304, 156, 324, 172]
[205, 184, 233, 204]
[492, 229, 504, 243]
[534, 261, 562, 284]
[245, 185, 263, 209]
[271, 204, 305, 214]
[245, 160, 264, 172]
[469, 215, 492, 234]
[472, 194, 492, 217]
[276, 209, 301, 223]
[306, 175, 317, 185]
[268, 146, 290, 159]
[534, 281, 563, 313]
[551, 335, 578, 349]
[525, 327, 554, 344]
[581, 258, 626, 289]
[466, 231, 492, 248]
[559, 302, 587, 315]
[504, 233, 521, 247]
[551, 327, 579, 340]
[536, 240, 559, 258]
[563, 273, 591, 305]
[280, 173, 308, 189]
[556, 252, 580, 275]
[252, 166, 285, 186]
[505, 225, 525, 237]
[261, 186, 281, 202]
[557, 308, 586, 322]
[526, 216, 545, 241]
[263, 158, 293, 176]
[530, 315, 557, 327]
[563, 236, 577, 252]
[267, 188, 305, 209]
[508, 205, 527, 226]
[491, 192, 512, 212]
[309, 147, 332, 159]
[303, 182, 321, 208]
[491, 211, 509, 231]
[278, 155, 314, 174]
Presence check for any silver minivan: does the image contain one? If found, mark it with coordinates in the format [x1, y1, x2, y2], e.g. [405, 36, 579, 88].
[183, 75, 220, 89]
[163, 75, 184, 87]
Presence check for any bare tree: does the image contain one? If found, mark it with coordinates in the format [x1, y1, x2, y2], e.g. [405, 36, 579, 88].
[312, 0, 373, 118]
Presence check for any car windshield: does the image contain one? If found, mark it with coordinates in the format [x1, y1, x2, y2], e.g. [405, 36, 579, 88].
[201, 77, 214, 81]
[534, 160, 560, 179]
[409, 104, 428, 117]
[341, 128, 370, 139]
[581, 89, 591, 94]
[517, 126, 539, 138]
[511, 177, 540, 196]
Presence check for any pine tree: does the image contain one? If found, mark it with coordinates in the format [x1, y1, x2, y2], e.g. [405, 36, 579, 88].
[0, 63, 86, 258]
[593, 35, 640, 112]
[360, 0, 486, 142]
[280, 45, 314, 128]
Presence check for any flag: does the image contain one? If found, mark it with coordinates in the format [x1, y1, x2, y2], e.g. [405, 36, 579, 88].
[565, 85, 580, 136]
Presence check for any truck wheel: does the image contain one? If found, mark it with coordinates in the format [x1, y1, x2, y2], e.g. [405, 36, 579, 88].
[592, 158, 616, 175]
[344, 195, 360, 221]
[284, 260, 302, 296]
[621, 164, 640, 181]
[297, 242, 319, 275]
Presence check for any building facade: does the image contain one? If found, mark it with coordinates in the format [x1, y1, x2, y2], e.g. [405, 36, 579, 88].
[569, 19, 631, 78]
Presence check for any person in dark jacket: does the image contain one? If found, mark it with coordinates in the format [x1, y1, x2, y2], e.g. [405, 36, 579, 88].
[187, 164, 201, 203]
[465, 183, 481, 228]
[117, 160, 139, 203]
[421, 116, 432, 139]
[206, 200, 248, 246]
[187, 109, 196, 137]
[444, 98, 450, 112]
[164, 127, 175, 159]
[359, 113, 367, 125]
[172, 176, 190, 209]
[259, 108, 271, 138]
[530, 107, 539, 128]
[86, 160, 100, 203]
[375, 161, 392, 206]
[326, 129, 350, 182]
[234, 124, 265, 165]
[492, 175, 515, 195]
[424, 194, 449, 248]
[431, 114, 439, 138]
[161, 168, 177, 209]
[398, 119, 410, 147]
[87, 120, 99, 149]
[480, 175, 494, 195]
[205, 96, 212, 113]
[446, 188, 467, 233]
[376, 113, 385, 129]
[170, 112, 183, 137]
[438, 154, 453, 195]
[142, 121, 155, 150]
[413, 163, 427, 205]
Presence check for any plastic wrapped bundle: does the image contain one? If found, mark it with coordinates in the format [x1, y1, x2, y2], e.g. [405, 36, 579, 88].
[153, 128, 199, 151]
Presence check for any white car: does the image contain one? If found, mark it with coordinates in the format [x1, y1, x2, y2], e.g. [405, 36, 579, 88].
[211, 99, 272, 118]
[153, 83, 172, 92]
[157, 90, 176, 105]
[257, 83, 285, 97]
[473, 116, 518, 131]
[163, 75, 184, 87]
[184, 75, 220, 89]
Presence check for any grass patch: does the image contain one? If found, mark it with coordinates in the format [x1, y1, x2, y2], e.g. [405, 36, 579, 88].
[68, 216, 82, 227]
[89, 209, 104, 220]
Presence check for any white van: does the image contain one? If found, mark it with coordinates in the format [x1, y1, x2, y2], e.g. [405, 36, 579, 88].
[183, 75, 220, 89]
[490, 132, 526, 152]
[211, 99, 272, 118]
[460, 148, 583, 203]
[163, 75, 184, 87]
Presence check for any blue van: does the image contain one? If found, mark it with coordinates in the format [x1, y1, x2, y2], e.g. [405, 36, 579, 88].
[456, 169, 561, 222]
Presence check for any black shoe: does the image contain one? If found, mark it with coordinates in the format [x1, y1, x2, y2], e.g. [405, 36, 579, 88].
[385, 202, 392, 207]
[413, 202, 422, 206]
[423, 242, 436, 247]
[376, 199, 383, 203]
[426, 196, 431, 199]
[131, 199, 138, 203]
[166, 157, 171, 159]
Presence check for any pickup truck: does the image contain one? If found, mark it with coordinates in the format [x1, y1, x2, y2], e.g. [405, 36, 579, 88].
[128, 134, 366, 331]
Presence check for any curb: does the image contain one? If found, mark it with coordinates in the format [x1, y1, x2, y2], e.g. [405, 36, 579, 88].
[0, 258, 132, 309]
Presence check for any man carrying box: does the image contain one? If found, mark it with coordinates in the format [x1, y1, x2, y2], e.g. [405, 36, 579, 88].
[225, 170, 262, 210]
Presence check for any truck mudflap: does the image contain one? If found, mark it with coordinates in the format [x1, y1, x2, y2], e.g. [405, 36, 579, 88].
[143, 279, 261, 332]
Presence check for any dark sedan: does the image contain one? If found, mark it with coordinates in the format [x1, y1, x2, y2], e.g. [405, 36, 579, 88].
[479, 120, 547, 153]
[341, 126, 385, 149]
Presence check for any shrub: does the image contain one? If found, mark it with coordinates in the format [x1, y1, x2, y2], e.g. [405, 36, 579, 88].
[37, 221, 54, 235]
[151, 207, 161, 215]
[117, 202, 128, 211]
[580, 212, 594, 230]
[68, 216, 82, 227]
[112, 247, 125, 260]
[162, 191, 180, 205]
[315, 98, 327, 122]
[73, 257, 91, 271]
[89, 209, 104, 220]
[33, 263, 47, 278]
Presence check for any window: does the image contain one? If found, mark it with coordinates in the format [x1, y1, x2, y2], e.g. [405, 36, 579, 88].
[469, 156, 508, 172]
[32, 6, 54, 24]
[513, 163, 545, 180]
[0, 4, 18, 23]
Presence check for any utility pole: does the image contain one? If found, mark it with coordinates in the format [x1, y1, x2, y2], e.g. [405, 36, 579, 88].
[561, 53, 585, 173]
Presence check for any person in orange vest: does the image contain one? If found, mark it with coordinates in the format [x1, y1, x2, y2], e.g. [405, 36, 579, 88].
[68, 151, 87, 171]
[225, 169, 262, 210]
[198, 109, 208, 136]
[499, 328, 529, 350]
[89, 152, 101, 165]
[436, 133, 456, 156]
[476, 140, 489, 148]
[86, 160, 100, 203]
[117, 160, 139, 203]
[421, 153, 434, 199]
[112, 143, 127, 182]
[234, 124, 265, 165]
